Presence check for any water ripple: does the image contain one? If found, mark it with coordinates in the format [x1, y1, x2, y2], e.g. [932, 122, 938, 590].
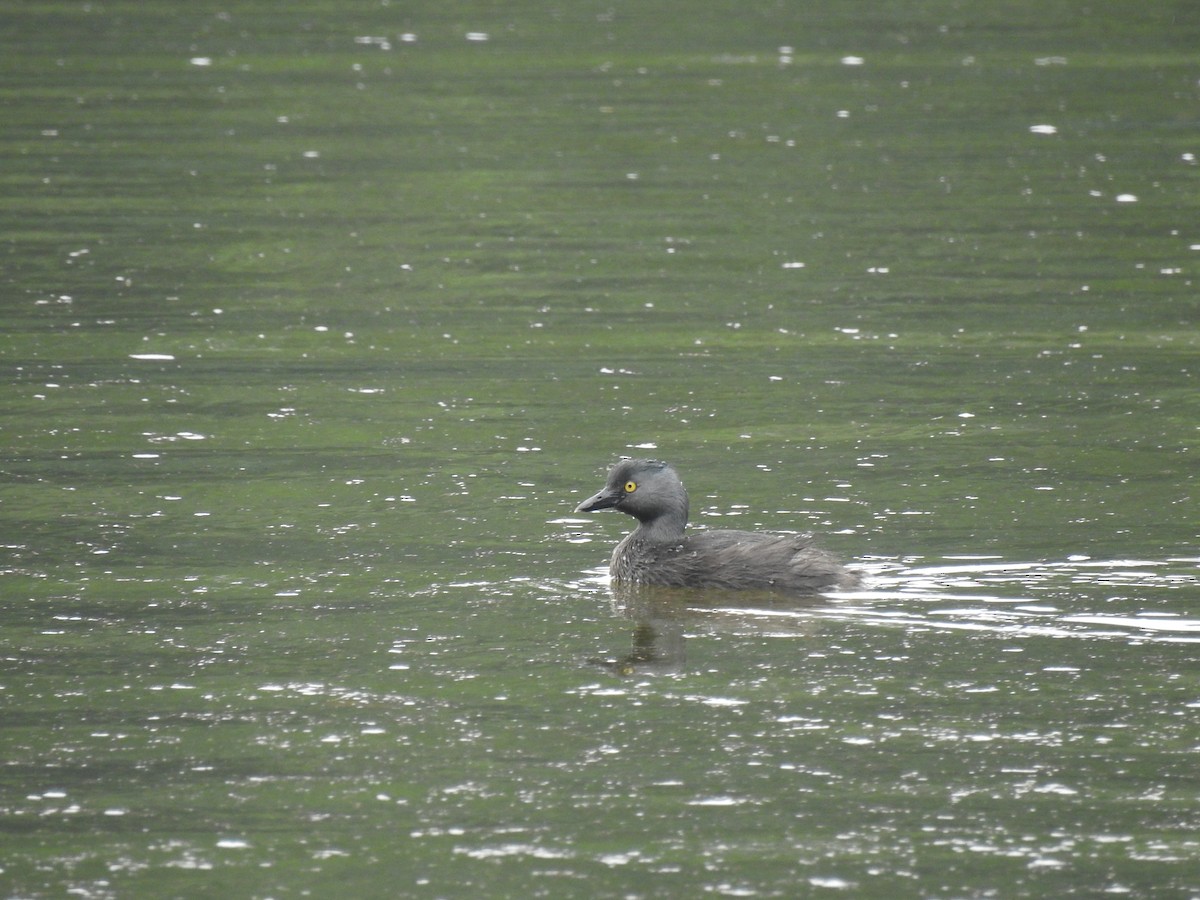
[819, 556, 1200, 643]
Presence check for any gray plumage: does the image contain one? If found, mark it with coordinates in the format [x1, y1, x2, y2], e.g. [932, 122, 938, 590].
[575, 459, 859, 594]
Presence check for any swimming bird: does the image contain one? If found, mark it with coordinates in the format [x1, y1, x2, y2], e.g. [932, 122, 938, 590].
[575, 458, 859, 593]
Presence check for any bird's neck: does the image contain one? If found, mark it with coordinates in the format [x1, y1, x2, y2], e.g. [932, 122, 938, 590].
[633, 510, 687, 544]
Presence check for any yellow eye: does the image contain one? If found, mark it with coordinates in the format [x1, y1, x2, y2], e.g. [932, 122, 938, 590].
[624, 480, 638, 493]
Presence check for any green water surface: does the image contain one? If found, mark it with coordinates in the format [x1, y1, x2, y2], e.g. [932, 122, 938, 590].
[1, 1, 1197, 897]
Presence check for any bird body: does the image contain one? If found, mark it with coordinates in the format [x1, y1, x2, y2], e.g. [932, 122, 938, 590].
[576, 459, 858, 593]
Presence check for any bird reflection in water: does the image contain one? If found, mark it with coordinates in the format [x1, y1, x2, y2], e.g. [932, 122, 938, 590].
[588, 582, 832, 676]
